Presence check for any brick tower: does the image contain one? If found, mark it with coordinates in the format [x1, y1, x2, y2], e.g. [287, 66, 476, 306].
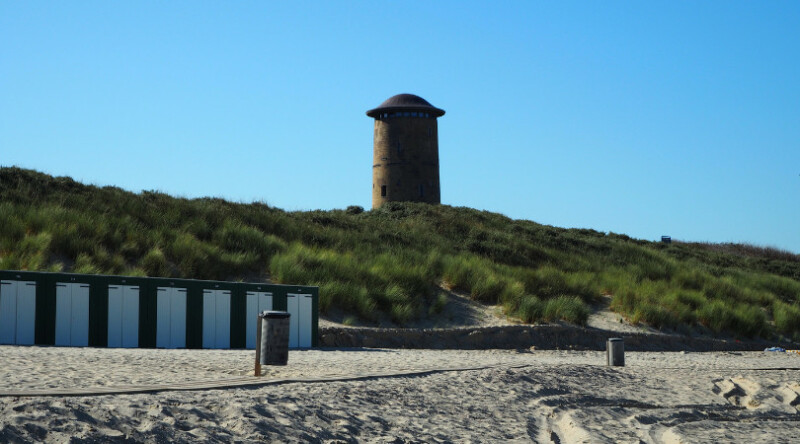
[367, 93, 445, 209]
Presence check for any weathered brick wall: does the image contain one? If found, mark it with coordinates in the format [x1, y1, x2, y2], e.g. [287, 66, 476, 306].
[372, 115, 440, 208]
[319, 325, 778, 351]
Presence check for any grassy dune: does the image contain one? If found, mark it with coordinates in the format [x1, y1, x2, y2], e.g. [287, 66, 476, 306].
[1, 167, 799, 340]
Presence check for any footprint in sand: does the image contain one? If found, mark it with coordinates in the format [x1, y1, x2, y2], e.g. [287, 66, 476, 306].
[712, 377, 761, 409]
[777, 382, 800, 410]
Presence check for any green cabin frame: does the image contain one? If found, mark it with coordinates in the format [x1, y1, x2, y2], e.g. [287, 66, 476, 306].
[0, 270, 318, 349]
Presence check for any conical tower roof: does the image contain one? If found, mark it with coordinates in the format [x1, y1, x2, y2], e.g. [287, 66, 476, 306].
[366, 93, 445, 118]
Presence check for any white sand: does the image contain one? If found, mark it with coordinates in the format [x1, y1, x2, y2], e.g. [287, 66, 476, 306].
[1, 346, 799, 442]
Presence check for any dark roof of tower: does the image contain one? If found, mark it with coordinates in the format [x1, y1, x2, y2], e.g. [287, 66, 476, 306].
[366, 94, 445, 118]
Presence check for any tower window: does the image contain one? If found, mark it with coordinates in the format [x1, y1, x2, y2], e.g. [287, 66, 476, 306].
[381, 185, 387, 197]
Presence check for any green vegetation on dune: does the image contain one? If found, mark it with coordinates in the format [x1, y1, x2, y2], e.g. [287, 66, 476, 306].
[1, 167, 799, 340]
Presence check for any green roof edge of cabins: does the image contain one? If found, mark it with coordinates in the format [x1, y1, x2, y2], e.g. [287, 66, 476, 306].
[0, 270, 319, 349]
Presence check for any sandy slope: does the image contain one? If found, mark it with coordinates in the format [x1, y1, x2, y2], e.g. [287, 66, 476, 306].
[1, 346, 799, 443]
[319, 290, 671, 338]
[318, 289, 516, 330]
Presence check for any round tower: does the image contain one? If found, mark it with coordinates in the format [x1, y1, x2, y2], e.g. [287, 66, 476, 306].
[367, 93, 445, 209]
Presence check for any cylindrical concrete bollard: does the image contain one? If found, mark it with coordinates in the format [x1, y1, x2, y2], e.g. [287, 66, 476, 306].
[259, 311, 291, 366]
[607, 337, 624, 366]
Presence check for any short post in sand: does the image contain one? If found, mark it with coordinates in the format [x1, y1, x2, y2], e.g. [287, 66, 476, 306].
[607, 338, 624, 367]
[254, 314, 263, 377]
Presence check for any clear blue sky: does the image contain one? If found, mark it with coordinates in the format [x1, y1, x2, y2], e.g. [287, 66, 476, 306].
[2, 2, 799, 252]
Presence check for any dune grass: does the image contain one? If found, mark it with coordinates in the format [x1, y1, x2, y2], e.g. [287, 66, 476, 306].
[1, 167, 799, 339]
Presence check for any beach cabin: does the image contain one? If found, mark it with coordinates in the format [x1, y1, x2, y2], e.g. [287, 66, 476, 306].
[0, 270, 318, 349]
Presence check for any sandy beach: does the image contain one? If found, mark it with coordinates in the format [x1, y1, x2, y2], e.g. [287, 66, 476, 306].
[1, 345, 799, 443]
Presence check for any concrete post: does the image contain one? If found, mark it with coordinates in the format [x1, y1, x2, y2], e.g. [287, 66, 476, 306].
[607, 338, 625, 366]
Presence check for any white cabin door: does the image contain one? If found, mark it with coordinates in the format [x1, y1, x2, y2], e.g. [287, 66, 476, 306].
[157, 287, 186, 348]
[16, 282, 36, 345]
[55, 283, 89, 346]
[286, 294, 299, 348]
[121, 286, 139, 348]
[245, 291, 273, 349]
[203, 289, 231, 349]
[1, 280, 37, 345]
[202, 290, 216, 348]
[156, 287, 171, 348]
[55, 284, 71, 346]
[109, 285, 139, 348]
[298, 294, 313, 348]
[70, 284, 90, 347]
[287, 293, 312, 348]
[214, 290, 230, 349]
[170, 288, 186, 348]
[107, 285, 123, 348]
[0, 281, 18, 344]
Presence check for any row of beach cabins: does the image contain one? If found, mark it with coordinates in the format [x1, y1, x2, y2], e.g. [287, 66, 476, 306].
[0, 270, 318, 350]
